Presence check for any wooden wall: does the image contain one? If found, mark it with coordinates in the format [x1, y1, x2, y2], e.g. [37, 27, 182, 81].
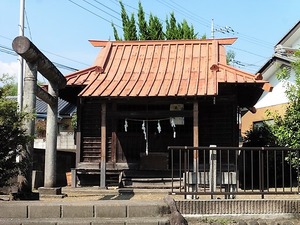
[78, 97, 238, 166]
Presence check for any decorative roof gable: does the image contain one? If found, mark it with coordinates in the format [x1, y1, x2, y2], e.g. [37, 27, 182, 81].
[65, 38, 270, 97]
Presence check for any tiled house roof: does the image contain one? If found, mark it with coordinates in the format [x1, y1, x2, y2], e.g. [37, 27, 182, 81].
[36, 97, 76, 118]
[65, 38, 271, 97]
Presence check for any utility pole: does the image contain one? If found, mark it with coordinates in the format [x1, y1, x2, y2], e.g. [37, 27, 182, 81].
[211, 19, 235, 39]
[211, 19, 215, 39]
[17, 0, 25, 111]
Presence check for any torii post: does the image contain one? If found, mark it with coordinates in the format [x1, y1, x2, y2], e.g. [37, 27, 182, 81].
[12, 36, 66, 191]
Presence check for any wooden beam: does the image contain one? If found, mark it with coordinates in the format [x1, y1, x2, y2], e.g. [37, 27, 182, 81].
[36, 86, 56, 106]
[100, 103, 107, 188]
[12, 36, 66, 89]
[193, 101, 199, 173]
[76, 98, 83, 167]
[111, 103, 117, 164]
[109, 110, 193, 118]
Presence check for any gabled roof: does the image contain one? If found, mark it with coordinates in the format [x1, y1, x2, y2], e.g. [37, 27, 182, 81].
[36, 98, 76, 118]
[276, 20, 300, 47]
[258, 20, 300, 79]
[65, 38, 270, 98]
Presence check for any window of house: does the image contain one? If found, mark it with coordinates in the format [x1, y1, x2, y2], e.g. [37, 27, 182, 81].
[253, 119, 274, 129]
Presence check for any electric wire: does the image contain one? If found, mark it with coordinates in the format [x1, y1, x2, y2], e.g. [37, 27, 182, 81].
[0, 44, 78, 72]
[82, 0, 122, 22]
[227, 46, 269, 59]
[92, 0, 120, 16]
[113, 0, 270, 71]
[154, 0, 274, 49]
[24, 9, 33, 41]
[67, 0, 122, 29]
[2, 1, 279, 73]
[155, 0, 211, 29]
[0, 34, 89, 68]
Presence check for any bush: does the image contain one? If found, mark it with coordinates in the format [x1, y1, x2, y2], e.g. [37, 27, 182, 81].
[0, 75, 31, 189]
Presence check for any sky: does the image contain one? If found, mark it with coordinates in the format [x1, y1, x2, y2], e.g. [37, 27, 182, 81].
[1, 0, 299, 84]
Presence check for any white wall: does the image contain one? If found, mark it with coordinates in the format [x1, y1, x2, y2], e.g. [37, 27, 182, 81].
[34, 131, 76, 151]
[255, 69, 295, 108]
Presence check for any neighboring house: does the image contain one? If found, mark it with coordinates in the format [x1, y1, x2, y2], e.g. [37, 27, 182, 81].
[6, 96, 77, 187]
[242, 21, 300, 134]
[33, 97, 76, 188]
[59, 38, 271, 187]
[34, 97, 77, 151]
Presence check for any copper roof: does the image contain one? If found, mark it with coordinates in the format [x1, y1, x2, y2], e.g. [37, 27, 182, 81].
[65, 38, 271, 97]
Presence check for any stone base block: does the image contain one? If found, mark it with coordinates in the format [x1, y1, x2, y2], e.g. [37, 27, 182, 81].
[38, 187, 62, 195]
[38, 187, 66, 199]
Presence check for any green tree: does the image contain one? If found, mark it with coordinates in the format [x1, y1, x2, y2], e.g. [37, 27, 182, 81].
[112, 1, 198, 41]
[165, 12, 178, 40]
[165, 13, 197, 40]
[271, 50, 300, 148]
[120, 1, 137, 41]
[0, 74, 30, 189]
[0, 74, 17, 96]
[226, 50, 236, 65]
[137, 1, 149, 40]
[264, 50, 300, 169]
[243, 122, 277, 147]
[180, 19, 196, 39]
[148, 14, 164, 40]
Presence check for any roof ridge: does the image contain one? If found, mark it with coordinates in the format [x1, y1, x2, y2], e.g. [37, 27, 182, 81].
[217, 63, 259, 79]
[89, 38, 237, 47]
[65, 65, 102, 78]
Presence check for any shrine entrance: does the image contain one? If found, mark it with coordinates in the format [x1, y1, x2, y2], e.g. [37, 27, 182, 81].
[110, 101, 194, 170]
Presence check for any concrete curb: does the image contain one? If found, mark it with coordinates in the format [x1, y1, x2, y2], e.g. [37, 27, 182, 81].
[0, 201, 170, 225]
[175, 199, 300, 215]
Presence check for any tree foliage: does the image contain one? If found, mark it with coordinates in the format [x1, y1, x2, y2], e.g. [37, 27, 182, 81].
[112, 1, 198, 41]
[271, 50, 300, 149]
[226, 50, 236, 65]
[0, 74, 30, 188]
[0, 74, 17, 96]
[244, 50, 300, 170]
[243, 122, 277, 147]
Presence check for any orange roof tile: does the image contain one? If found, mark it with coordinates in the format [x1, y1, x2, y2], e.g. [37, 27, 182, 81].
[65, 38, 270, 97]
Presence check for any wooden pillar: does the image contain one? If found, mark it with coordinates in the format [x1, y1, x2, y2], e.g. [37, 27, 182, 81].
[75, 98, 83, 167]
[111, 103, 117, 164]
[100, 103, 106, 188]
[193, 101, 199, 172]
[44, 82, 58, 188]
[21, 62, 37, 192]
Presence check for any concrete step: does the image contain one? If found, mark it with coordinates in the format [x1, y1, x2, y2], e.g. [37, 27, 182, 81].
[0, 201, 170, 225]
[0, 217, 169, 225]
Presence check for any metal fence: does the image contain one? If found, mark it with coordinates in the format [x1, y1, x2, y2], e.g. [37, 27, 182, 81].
[168, 146, 300, 199]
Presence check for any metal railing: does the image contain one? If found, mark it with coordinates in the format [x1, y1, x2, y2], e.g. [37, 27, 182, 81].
[168, 146, 300, 199]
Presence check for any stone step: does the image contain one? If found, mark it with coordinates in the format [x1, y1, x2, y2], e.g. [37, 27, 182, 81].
[0, 217, 170, 225]
[0, 201, 170, 221]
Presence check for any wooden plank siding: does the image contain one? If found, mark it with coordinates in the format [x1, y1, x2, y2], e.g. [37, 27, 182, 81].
[199, 97, 238, 147]
[80, 100, 112, 163]
[79, 97, 238, 166]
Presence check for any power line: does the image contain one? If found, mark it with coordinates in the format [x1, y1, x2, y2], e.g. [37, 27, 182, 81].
[0, 34, 89, 67]
[0, 45, 17, 56]
[0, 44, 79, 72]
[92, 0, 120, 16]
[108, 0, 165, 23]
[67, 0, 122, 29]
[82, 0, 122, 22]
[42, 49, 90, 67]
[154, 0, 274, 49]
[227, 46, 269, 59]
[24, 9, 33, 40]
[155, 0, 211, 29]
[53, 62, 78, 72]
